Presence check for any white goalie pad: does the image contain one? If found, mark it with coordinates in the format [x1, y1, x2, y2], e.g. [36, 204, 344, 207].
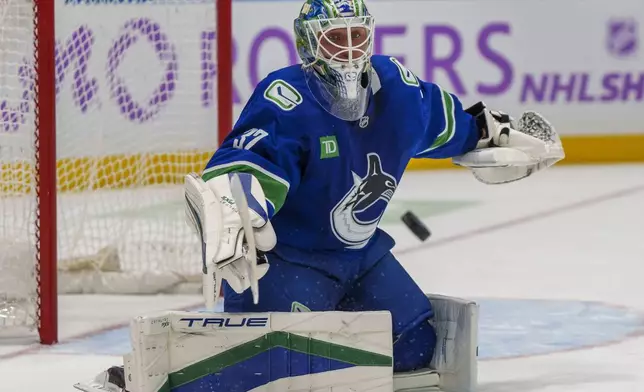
[124, 311, 394, 392]
[394, 294, 478, 392]
[430, 294, 478, 392]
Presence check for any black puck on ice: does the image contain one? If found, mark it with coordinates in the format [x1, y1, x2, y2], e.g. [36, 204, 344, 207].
[401, 211, 431, 241]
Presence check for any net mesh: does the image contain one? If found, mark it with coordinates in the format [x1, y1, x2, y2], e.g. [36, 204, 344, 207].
[1, 0, 38, 328]
[1, 0, 221, 330]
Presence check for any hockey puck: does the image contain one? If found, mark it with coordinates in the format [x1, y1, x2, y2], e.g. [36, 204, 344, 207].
[401, 211, 431, 241]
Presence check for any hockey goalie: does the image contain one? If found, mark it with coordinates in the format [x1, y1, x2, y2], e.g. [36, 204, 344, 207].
[75, 0, 563, 391]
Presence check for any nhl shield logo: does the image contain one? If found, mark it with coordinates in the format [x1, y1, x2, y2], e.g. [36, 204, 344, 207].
[607, 18, 638, 57]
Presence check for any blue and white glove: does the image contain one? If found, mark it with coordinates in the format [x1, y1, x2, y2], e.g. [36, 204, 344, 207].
[184, 172, 276, 308]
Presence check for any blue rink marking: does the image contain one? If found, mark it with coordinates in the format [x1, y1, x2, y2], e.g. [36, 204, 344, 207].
[476, 299, 643, 359]
[50, 299, 644, 360]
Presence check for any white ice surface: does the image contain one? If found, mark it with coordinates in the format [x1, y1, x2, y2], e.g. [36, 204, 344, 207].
[1, 165, 643, 392]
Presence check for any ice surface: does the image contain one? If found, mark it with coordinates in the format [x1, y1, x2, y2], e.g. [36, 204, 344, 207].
[1, 165, 643, 392]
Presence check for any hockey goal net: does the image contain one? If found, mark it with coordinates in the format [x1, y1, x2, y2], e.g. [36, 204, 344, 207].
[0, 0, 232, 344]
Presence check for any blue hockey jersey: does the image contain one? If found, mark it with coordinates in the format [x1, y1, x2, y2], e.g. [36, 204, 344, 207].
[203, 55, 479, 274]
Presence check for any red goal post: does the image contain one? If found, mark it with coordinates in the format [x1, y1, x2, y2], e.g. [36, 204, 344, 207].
[0, 0, 232, 345]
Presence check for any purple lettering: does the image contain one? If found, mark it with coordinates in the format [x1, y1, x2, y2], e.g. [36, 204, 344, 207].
[578, 73, 595, 102]
[201, 31, 216, 107]
[477, 23, 513, 96]
[55, 25, 98, 113]
[0, 63, 33, 132]
[550, 74, 576, 102]
[249, 28, 297, 89]
[201, 31, 241, 106]
[374, 26, 407, 64]
[622, 72, 644, 101]
[601, 73, 621, 102]
[424, 25, 466, 94]
[106, 18, 178, 123]
[520, 74, 548, 103]
[232, 41, 240, 104]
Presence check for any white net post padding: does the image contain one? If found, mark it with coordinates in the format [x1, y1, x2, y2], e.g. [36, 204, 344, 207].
[1, 0, 227, 336]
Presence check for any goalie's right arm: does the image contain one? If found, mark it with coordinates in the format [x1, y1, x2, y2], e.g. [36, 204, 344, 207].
[184, 172, 275, 308]
[186, 76, 308, 307]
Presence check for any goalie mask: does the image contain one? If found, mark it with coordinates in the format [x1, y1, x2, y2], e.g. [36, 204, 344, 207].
[294, 0, 375, 121]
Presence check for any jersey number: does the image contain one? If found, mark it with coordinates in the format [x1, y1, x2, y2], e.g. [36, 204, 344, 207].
[233, 128, 268, 150]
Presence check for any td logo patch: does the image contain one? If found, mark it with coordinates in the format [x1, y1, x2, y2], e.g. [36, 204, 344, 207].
[320, 135, 339, 159]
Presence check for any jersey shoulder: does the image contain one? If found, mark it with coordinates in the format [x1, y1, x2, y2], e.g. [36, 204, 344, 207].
[370, 54, 423, 94]
[243, 65, 319, 121]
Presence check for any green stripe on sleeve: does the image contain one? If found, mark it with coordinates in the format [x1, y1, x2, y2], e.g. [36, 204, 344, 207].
[418, 86, 456, 154]
[202, 161, 290, 213]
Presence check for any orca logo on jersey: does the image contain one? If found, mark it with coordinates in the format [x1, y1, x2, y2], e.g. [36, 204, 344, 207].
[330, 153, 397, 249]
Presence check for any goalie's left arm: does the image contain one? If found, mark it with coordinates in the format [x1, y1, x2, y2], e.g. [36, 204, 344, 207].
[412, 79, 564, 184]
[452, 102, 565, 184]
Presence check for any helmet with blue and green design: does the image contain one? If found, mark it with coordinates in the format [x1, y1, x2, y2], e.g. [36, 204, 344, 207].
[294, 0, 375, 121]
